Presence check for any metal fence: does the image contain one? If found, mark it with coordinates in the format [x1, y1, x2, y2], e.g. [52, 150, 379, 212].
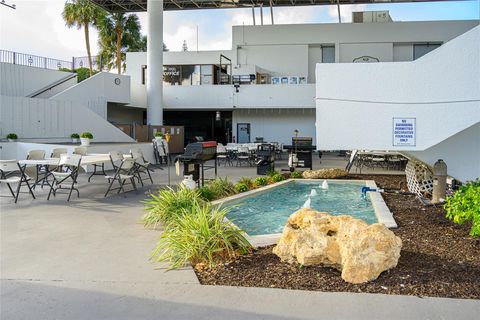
[73, 55, 105, 71]
[0, 50, 105, 71]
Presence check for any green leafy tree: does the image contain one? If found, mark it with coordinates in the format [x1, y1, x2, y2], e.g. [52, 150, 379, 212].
[97, 12, 144, 74]
[62, 0, 104, 76]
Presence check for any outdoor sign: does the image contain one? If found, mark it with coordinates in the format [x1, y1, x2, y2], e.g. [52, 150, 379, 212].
[393, 118, 416, 147]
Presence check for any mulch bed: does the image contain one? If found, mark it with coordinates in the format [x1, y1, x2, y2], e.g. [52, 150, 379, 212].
[195, 175, 480, 299]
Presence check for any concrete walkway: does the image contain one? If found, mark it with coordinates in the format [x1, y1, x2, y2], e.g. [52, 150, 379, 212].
[1, 156, 478, 319]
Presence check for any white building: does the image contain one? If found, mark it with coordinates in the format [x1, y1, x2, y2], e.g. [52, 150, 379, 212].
[1, 8, 478, 180]
[119, 16, 478, 145]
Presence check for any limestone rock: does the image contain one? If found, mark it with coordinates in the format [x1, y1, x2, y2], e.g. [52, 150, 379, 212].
[301, 168, 348, 179]
[273, 209, 402, 284]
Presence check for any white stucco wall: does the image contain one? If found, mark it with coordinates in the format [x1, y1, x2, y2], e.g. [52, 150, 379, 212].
[50, 72, 130, 105]
[0, 62, 76, 97]
[315, 25, 480, 181]
[0, 95, 134, 143]
[232, 108, 316, 145]
[232, 21, 478, 48]
[406, 123, 480, 182]
[130, 83, 315, 109]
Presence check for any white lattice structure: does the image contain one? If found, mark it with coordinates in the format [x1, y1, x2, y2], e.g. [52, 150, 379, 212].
[405, 160, 434, 197]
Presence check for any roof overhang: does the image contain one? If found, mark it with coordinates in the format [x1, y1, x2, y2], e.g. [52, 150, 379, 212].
[89, 0, 470, 12]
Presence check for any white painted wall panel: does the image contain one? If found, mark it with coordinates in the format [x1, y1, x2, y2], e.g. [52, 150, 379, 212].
[406, 123, 480, 182]
[315, 26, 480, 181]
[232, 108, 316, 145]
[0, 95, 133, 142]
[393, 44, 413, 61]
[339, 43, 393, 62]
[0, 62, 76, 97]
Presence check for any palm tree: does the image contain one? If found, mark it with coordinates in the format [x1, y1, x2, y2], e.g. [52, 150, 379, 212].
[97, 12, 143, 74]
[62, 0, 103, 75]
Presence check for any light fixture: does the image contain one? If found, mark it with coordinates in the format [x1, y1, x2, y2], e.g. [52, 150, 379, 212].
[215, 111, 221, 121]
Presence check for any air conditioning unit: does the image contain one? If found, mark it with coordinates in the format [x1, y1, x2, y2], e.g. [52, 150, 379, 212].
[352, 11, 392, 23]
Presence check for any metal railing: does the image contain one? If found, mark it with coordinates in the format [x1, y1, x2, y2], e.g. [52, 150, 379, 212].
[0, 50, 105, 71]
[0, 50, 72, 70]
[73, 55, 105, 71]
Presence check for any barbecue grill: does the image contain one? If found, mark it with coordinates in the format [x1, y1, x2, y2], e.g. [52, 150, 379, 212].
[283, 137, 316, 170]
[175, 141, 217, 186]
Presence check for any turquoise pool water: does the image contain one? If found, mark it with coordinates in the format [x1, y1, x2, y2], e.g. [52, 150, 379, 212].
[225, 181, 377, 236]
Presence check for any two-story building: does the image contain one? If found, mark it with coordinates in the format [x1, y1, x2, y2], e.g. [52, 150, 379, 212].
[113, 12, 478, 145]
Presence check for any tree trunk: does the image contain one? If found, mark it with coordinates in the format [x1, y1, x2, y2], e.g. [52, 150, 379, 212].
[116, 29, 122, 74]
[84, 19, 93, 76]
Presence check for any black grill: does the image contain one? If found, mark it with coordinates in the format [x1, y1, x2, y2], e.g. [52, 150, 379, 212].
[175, 141, 217, 186]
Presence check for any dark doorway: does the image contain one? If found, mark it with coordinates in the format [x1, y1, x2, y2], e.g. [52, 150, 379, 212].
[164, 110, 232, 145]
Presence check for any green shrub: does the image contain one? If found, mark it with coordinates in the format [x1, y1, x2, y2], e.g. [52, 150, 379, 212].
[198, 185, 216, 201]
[198, 177, 236, 201]
[6, 133, 17, 140]
[70, 133, 80, 139]
[238, 177, 254, 190]
[290, 171, 302, 179]
[151, 203, 252, 269]
[209, 177, 236, 198]
[142, 186, 202, 228]
[269, 173, 285, 183]
[75, 67, 93, 82]
[266, 169, 280, 177]
[253, 177, 268, 187]
[80, 132, 93, 139]
[444, 180, 480, 236]
[235, 183, 249, 193]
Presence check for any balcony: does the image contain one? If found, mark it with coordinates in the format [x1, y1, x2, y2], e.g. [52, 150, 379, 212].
[129, 83, 316, 109]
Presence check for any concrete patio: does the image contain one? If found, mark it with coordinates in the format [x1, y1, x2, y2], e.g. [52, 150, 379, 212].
[1, 154, 478, 319]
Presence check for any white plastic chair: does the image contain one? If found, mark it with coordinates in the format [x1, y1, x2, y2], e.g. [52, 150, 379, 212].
[104, 158, 138, 197]
[130, 148, 153, 185]
[47, 154, 82, 202]
[0, 160, 35, 203]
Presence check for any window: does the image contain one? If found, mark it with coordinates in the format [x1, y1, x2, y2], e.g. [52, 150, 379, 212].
[322, 46, 335, 63]
[413, 43, 441, 60]
[142, 64, 216, 86]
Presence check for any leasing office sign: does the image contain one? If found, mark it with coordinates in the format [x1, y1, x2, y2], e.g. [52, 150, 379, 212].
[393, 118, 416, 147]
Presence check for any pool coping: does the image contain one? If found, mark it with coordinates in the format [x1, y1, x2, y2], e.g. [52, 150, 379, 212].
[212, 178, 397, 247]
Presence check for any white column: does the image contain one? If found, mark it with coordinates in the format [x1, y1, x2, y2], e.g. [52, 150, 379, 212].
[147, 0, 163, 125]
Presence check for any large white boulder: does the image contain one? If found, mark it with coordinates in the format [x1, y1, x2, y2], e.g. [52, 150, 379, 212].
[273, 208, 402, 284]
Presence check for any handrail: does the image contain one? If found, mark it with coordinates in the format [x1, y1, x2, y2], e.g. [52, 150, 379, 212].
[27, 73, 78, 98]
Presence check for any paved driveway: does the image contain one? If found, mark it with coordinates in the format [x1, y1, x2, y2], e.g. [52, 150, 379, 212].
[1, 166, 479, 320]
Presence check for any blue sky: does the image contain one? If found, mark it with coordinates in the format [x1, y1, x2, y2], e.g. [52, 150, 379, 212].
[0, 0, 478, 57]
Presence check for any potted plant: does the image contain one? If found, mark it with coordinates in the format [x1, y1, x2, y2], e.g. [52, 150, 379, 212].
[6, 133, 17, 142]
[70, 133, 80, 143]
[80, 132, 93, 146]
[154, 131, 164, 142]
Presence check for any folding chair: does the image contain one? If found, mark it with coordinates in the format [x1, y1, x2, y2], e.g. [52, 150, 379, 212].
[216, 145, 232, 166]
[236, 146, 251, 166]
[73, 147, 87, 156]
[0, 160, 36, 203]
[130, 148, 154, 185]
[51, 148, 68, 158]
[47, 154, 82, 202]
[25, 150, 47, 189]
[104, 158, 138, 197]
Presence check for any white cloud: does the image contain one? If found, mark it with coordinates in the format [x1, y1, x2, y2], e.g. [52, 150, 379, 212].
[0, 0, 100, 59]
